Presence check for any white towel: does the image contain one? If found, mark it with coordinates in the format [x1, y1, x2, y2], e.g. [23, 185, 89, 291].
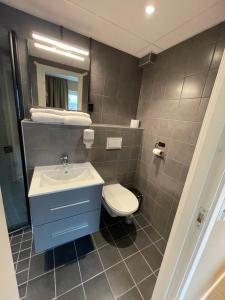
[31, 112, 64, 124]
[30, 108, 90, 118]
[63, 116, 92, 126]
[31, 112, 92, 126]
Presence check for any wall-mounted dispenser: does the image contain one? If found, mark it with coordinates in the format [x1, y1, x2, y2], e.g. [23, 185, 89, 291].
[153, 141, 165, 158]
[83, 129, 94, 149]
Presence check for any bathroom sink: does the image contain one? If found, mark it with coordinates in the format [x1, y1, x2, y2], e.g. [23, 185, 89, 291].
[29, 162, 104, 197]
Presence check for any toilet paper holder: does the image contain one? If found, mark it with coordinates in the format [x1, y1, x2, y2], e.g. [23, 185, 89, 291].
[153, 141, 165, 158]
[155, 141, 165, 148]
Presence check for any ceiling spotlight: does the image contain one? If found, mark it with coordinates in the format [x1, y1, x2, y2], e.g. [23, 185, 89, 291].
[145, 5, 155, 15]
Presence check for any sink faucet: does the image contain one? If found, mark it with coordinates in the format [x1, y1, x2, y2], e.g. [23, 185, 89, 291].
[60, 154, 69, 166]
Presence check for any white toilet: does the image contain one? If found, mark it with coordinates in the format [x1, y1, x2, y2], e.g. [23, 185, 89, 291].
[102, 183, 139, 217]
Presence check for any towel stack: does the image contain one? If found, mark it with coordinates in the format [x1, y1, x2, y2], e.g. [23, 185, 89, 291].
[30, 108, 92, 126]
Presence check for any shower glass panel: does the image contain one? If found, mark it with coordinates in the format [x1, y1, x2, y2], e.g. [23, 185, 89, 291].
[0, 27, 27, 230]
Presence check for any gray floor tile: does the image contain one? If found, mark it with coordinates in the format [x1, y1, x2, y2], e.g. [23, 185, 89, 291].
[79, 250, 103, 281]
[22, 231, 32, 241]
[16, 269, 28, 286]
[108, 223, 129, 241]
[117, 287, 142, 300]
[20, 239, 32, 251]
[17, 258, 30, 273]
[84, 273, 113, 300]
[126, 252, 152, 284]
[116, 236, 138, 259]
[75, 235, 96, 257]
[13, 252, 19, 262]
[141, 245, 163, 271]
[155, 239, 167, 255]
[18, 248, 31, 261]
[135, 214, 149, 227]
[106, 262, 134, 298]
[56, 260, 81, 296]
[122, 219, 140, 234]
[18, 283, 27, 299]
[98, 243, 121, 269]
[57, 285, 85, 300]
[11, 243, 20, 253]
[11, 235, 22, 245]
[54, 242, 76, 268]
[144, 226, 161, 242]
[29, 251, 54, 280]
[130, 229, 152, 250]
[92, 228, 113, 248]
[26, 271, 55, 300]
[57, 286, 85, 300]
[138, 275, 156, 300]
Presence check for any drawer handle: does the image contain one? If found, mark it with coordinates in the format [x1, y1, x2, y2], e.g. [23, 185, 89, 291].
[51, 223, 88, 238]
[49, 200, 90, 211]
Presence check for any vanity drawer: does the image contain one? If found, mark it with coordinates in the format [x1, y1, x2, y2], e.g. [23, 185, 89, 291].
[33, 210, 100, 253]
[29, 185, 102, 226]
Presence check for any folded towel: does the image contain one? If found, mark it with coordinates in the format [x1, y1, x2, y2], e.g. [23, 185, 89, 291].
[30, 108, 90, 118]
[63, 116, 92, 126]
[31, 112, 92, 126]
[31, 112, 64, 124]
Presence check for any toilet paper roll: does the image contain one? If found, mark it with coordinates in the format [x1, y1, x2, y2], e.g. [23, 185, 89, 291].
[130, 119, 140, 128]
[153, 148, 163, 157]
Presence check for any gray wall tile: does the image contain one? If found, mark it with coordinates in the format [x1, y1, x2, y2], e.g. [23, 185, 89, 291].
[22, 122, 143, 188]
[136, 21, 225, 239]
[90, 40, 142, 125]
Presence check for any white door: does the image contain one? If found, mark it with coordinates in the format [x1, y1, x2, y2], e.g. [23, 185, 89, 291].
[152, 50, 225, 300]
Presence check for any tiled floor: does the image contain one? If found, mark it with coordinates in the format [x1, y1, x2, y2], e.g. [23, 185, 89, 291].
[9, 210, 167, 300]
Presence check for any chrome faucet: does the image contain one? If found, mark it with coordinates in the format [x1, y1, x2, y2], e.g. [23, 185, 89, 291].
[60, 154, 69, 166]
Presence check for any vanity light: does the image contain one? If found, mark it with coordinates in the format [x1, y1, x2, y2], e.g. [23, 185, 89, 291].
[34, 42, 85, 61]
[32, 32, 89, 56]
[145, 5, 155, 14]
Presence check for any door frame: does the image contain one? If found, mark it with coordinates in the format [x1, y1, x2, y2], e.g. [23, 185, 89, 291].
[152, 50, 225, 299]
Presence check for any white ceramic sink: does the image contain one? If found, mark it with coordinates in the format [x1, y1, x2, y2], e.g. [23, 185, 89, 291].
[29, 162, 104, 197]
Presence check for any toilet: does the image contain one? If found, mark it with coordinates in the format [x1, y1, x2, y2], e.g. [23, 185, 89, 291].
[102, 183, 139, 218]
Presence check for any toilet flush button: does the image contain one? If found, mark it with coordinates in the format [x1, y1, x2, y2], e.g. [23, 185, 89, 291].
[106, 137, 122, 150]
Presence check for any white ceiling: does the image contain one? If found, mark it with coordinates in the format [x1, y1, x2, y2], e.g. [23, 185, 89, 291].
[1, 0, 225, 57]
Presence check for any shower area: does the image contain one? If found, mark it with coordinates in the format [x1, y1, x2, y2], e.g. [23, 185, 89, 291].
[0, 26, 28, 231]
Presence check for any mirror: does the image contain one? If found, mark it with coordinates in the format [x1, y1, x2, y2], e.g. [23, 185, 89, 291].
[27, 34, 90, 112]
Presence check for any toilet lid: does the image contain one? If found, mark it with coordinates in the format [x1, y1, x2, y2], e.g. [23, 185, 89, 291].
[103, 184, 139, 215]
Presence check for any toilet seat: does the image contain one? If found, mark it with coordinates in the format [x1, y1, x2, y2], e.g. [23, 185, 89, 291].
[102, 184, 139, 216]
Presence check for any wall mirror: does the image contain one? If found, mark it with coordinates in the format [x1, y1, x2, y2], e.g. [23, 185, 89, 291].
[27, 32, 90, 112]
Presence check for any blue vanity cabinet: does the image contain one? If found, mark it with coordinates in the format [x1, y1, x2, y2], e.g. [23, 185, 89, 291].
[29, 184, 103, 253]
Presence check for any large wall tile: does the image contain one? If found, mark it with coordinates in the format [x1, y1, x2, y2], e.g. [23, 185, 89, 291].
[90, 40, 142, 125]
[136, 21, 225, 239]
[22, 122, 143, 187]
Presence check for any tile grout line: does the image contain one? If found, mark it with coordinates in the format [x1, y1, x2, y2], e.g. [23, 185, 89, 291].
[73, 241, 86, 300]
[24, 236, 33, 300]
[15, 229, 25, 274]
[129, 216, 157, 275]
[91, 234, 117, 299]
[106, 224, 145, 300]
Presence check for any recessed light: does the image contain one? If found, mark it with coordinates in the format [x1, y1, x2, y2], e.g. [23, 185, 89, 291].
[145, 5, 155, 15]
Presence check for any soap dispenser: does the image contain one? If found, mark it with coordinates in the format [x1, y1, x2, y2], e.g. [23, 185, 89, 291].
[83, 129, 95, 149]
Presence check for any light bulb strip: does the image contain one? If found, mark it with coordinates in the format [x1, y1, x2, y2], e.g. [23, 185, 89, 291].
[32, 33, 89, 56]
[34, 42, 85, 61]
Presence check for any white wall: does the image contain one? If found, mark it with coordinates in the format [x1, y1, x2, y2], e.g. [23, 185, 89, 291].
[0, 188, 19, 300]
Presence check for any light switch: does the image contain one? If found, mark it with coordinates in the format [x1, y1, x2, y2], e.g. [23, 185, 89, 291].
[106, 137, 122, 150]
